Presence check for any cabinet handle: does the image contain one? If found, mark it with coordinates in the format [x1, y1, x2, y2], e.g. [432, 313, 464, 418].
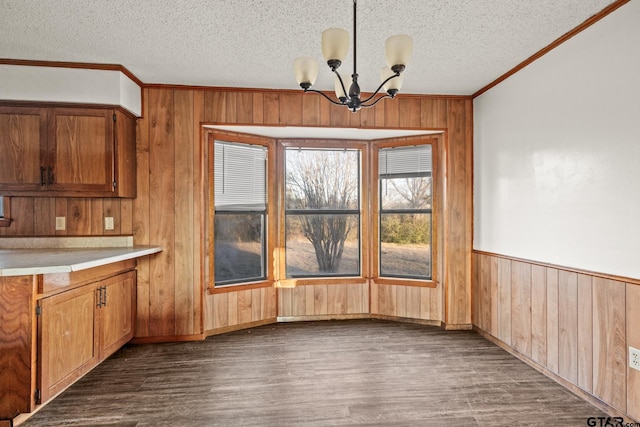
[102, 286, 107, 306]
[96, 287, 102, 308]
[47, 166, 54, 185]
[40, 167, 46, 186]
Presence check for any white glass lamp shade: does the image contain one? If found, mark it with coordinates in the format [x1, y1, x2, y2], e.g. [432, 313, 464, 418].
[385, 34, 413, 68]
[321, 28, 350, 62]
[293, 57, 319, 85]
[381, 67, 404, 92]
[334, 74, 347, 99]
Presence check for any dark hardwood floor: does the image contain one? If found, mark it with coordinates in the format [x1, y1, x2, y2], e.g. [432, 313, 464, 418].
[21, 320, 608, 426]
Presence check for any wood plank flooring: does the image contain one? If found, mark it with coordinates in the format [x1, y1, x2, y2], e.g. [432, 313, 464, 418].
[21, 320, 609, 426]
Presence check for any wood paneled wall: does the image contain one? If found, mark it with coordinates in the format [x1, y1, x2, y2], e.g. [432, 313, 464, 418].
[133, 89, 204, 339]
[204, 287, 277, 333]
[0, 197, 132, 236]
[4, 87, 472, 339]
[371, 282, 442, 323]
[277, 283, 369, 319]
[473, 251, 640, 420]
[133, 87, 472, 338]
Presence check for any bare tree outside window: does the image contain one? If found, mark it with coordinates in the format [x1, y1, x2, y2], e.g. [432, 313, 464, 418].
[285, 149, 360, 276]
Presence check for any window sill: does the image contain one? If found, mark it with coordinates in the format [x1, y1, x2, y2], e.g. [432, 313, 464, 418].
[373, 277, 438, 288]
[0, 218, 12, 227]
[277, 277, 367, 287]
[208, 280, 273, 294]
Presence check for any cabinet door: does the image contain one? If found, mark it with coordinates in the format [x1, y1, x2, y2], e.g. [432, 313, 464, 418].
[48, 108, 115, 195]
[38, 285, 100, 403]
[100, 270, 135, 358]
[0, 106, 47, 192]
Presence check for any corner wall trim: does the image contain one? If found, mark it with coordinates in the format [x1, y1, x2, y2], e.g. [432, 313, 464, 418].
[472, 0, 631, 98]
[472, 249, 640, 286]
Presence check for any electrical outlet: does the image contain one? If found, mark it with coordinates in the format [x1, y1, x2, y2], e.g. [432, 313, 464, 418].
[631, 347, 640, 372]
[55, 216, 66, 231]
[104, 217, 114, 231]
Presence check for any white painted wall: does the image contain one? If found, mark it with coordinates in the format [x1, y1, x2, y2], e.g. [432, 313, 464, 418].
[0, 65, 141, 116]
[474, 1, 640, 279]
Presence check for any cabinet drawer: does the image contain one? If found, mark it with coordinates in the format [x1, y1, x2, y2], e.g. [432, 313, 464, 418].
[39, 259, 135, 295]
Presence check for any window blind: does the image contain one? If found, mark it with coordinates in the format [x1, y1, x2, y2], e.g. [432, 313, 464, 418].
[214, 141, 267, 211]
[379, 145, 432, 177]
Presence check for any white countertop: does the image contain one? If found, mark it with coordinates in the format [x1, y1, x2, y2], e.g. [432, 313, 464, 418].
[0, 246, 162, 276]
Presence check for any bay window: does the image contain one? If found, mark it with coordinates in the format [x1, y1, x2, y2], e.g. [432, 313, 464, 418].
[207, 131, 437, 289]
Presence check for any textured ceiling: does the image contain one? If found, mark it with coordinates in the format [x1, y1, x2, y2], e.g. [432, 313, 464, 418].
[0, 0, 617, 95]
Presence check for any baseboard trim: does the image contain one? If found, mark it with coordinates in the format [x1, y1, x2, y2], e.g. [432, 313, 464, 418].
[443, 323, 473, 331]
[277, 314, 370, 322]
[131, 333, 205, 344]
[205, 318, 278, 337]
[474, 326, 638, 423]
[371, 314, 444, 328]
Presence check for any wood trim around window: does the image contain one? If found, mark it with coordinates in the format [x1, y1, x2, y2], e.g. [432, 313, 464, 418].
[371, 135, 441, 287]
[0, 196, 12, 227]
[206, 130, 276, 292]
[205, 131, 443, 291]
[277, 138, 370, 283]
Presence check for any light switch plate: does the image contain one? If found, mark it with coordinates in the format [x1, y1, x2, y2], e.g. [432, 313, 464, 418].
[55, 217, 66, 231]
[104, 217, 114, 231]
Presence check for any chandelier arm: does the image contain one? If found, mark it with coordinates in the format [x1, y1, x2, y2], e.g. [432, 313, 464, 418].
[334, 70, 350, 102]
[361, 73, 400, 104]
[303, 89, 345, 106]
[361, 93, 393, 108]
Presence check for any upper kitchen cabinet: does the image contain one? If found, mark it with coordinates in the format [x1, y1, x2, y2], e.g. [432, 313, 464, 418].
[0, 105, 47, 192]
[0, 103, 136, 198]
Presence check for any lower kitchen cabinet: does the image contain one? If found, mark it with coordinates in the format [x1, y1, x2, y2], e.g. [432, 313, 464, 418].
[0, 260, 138, 423]
[38, 284, 99, 402]
[38, 269, 136, 403]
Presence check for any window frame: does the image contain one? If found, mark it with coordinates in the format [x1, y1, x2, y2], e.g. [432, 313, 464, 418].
[371, 137, 439, 288]
[277, 139, 370, 286]
[207, 131, 276, 293]
[205, 132, 438, 292]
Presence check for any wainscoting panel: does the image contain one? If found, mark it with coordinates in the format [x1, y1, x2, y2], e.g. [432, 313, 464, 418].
[371, 282, 443, 323]
[473, 250, 640, 420]
[204, 286, 277, 333]
[277, 283, 369, 319]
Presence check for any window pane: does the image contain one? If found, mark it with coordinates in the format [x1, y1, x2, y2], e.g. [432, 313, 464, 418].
[381, 176, 432, 210]
[214, 213, 265, 284]
[285, 149, 359, 210]
[286, 214, 359, 276]
[380, 213, 431, 279]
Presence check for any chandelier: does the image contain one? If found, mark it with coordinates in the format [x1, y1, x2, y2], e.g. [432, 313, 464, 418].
[293, 0, 413, 113]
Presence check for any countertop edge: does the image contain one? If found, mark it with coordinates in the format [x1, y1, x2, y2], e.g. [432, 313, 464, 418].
[69, 246, 163, 272]
[0, 246, 162, 277]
